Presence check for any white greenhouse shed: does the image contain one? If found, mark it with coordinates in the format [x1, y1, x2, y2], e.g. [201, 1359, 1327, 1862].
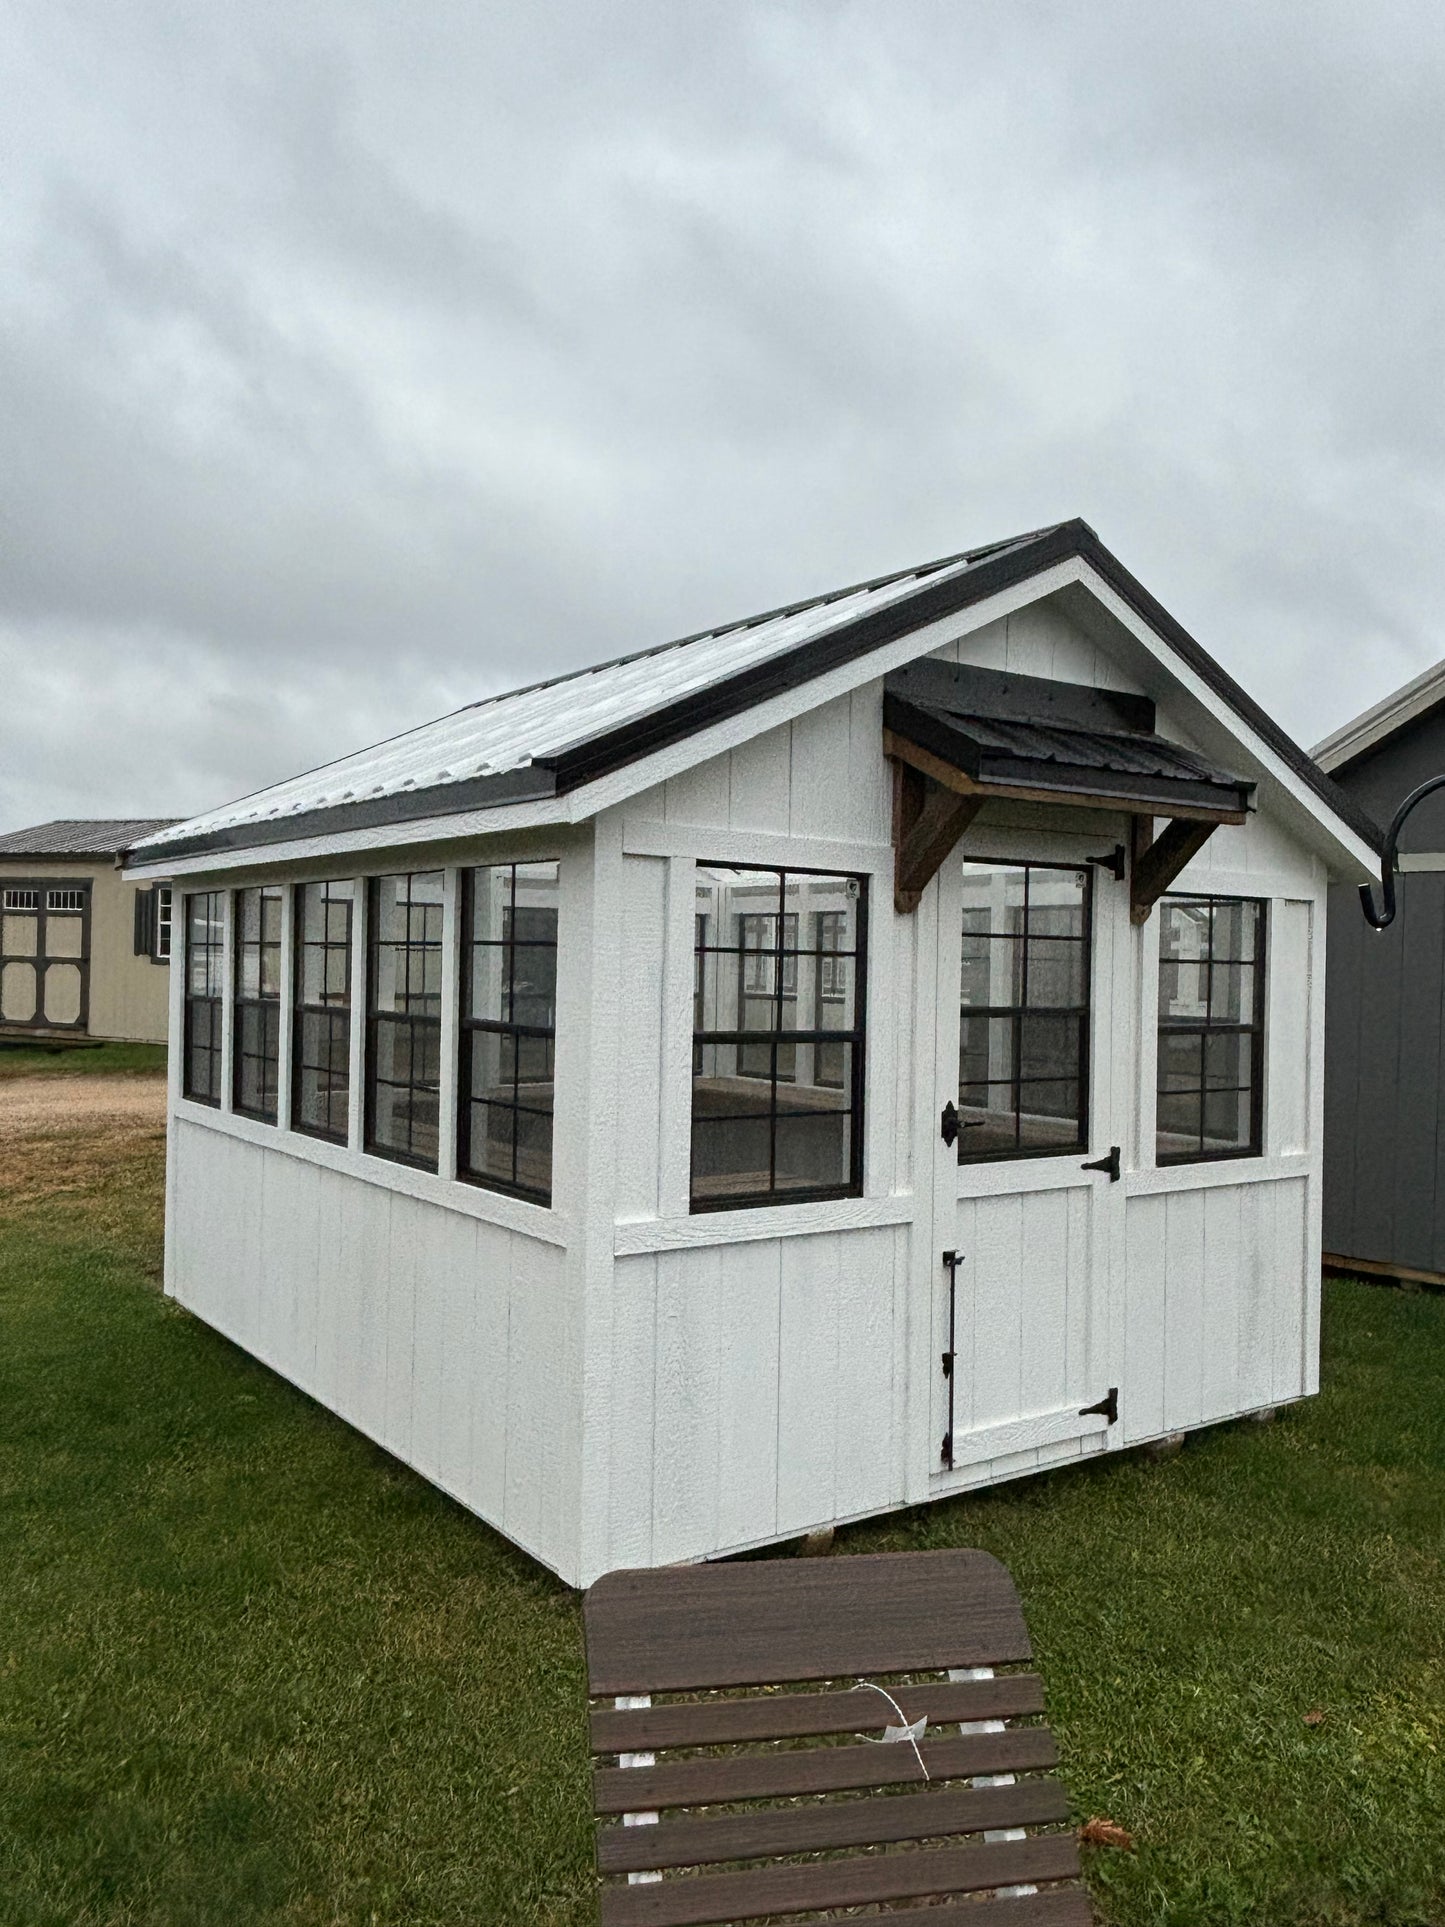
[126, 520, 1381, 1588]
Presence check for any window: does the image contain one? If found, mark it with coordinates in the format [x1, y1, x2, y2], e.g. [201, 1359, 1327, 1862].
[957, 861, 1091, 1160]
[691, 867, 866, 1209]
[459, 861, 559, 1203]
[365, 871, 444, 1168]
[1156, 895, 1265, 1163]
[183, 892, 225, 1105]
[47, 888, 84, 911]
[293, 880, 354, 1143]
[233, 886, 283, 1120]
[133, 884, 173, 963]
[4, 888, 38, 910]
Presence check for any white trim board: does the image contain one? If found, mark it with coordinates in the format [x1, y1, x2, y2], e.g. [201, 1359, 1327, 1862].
[171, 1098, 573, 1247]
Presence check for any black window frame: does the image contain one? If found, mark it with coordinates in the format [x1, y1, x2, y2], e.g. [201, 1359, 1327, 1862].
[1155, 893, 1267, 1166]
[291, 879, 355, 1146]
[956, 858, 1093, 1165]
[182, 890, 225, 1107]
[364, 870, 444, 1172]
[457, 861, 559, 1207]
[232, 885, 283, 1123]
[690, 865, 868, 1213]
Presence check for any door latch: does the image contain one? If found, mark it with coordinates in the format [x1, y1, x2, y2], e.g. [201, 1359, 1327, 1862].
[1079, 1386, 1119, 1425]
[940, 1100, 960, 1147]
[1082, 1145, 1121, 1182]
[941, 1249, 962, 1467]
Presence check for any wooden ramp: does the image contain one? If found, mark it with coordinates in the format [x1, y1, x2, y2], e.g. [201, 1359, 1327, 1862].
[583, 1549, 1091, 1925]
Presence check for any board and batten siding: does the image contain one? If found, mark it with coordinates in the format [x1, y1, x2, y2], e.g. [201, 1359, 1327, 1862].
[584, 601, 1330, 1578]
[169, 1120, 581, 1575]
[158, 585, 1334, 1587]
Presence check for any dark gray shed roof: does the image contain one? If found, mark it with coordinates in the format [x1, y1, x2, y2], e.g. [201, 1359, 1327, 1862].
[0, 818, 181, 859]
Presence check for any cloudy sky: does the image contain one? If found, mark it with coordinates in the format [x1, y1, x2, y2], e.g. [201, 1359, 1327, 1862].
[5, 0, 1445, 831]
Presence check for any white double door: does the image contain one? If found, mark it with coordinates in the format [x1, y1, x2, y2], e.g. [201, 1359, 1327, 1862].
[928, 831, 1126, 1478]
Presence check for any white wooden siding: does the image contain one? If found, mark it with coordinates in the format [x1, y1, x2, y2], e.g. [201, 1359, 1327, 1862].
[171, 1117, 578, 1576]
[603, 1229, 911, 1571]
[1121, 1175, 1311, 1441]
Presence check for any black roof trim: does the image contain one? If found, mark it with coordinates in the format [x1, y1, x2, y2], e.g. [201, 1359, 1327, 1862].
[125, 766, 557, 867]
[126, 518, 1382, 866]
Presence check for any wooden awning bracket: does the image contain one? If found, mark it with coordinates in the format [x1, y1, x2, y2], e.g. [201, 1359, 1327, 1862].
[892, 761, 983, 913]
[1129, 815, 1218, 924]
[887, 738, 1228, 919]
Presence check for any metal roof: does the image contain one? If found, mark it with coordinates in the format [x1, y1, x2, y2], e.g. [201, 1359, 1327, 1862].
[126, 530, 1055, 857]
[883, 660, 1255, 819]
[0, 817, 181, 859]
[1313, 657, 1445, 774]
[127, 518, 1382, 865]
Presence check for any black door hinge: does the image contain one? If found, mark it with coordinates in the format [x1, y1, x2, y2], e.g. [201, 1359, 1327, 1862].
[940, 1430, 952, 1464]
[1082, 1145, 1121, 1182]
[1079, 1386, 1119, 1425]
[1090, 845, 1127, 881]
[940, 1100, 960, 1147]
[941, 1351, 953, 1378]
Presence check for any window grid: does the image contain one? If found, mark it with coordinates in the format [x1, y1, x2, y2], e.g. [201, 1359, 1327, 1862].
[292, 880, 354, 1145]
[365, 872, 444, 1170]
[957, 860, 1092, 1162]
[458, 862, 559, 1205]
[233, 886, 282, 1122]
[691, 867, 867, 1212]
[183, 891, 225, 1106]
[1156, 894, 1266, 1165]
[155, 887, 173, 961]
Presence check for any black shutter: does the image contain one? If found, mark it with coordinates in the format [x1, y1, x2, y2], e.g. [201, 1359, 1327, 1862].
[134, 885, 156, 957]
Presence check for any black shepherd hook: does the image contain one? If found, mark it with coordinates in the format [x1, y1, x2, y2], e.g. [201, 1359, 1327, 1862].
[1360, 772, 1445, 928]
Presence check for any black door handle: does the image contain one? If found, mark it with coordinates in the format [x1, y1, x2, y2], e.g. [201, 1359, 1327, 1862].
[1082, 1145, 1121, 1182]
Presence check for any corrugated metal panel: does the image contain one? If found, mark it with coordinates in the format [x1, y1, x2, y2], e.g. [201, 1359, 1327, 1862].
[0, 818, 180, 857]
[128, 539, 1037, 853]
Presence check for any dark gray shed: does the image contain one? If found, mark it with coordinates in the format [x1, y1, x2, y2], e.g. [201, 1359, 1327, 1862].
[1317, 667, 1445, 1284]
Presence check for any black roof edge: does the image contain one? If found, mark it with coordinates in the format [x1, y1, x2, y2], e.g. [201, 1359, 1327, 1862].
[541, 522, 1091, 794]
[126, 517, 1383, 868]
[1064, 526, 1384, 855]
[122, 766, 557, 868]
[540, 518, 1383, 855]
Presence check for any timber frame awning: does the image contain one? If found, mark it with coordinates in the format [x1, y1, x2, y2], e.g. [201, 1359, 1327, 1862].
[884, 661, 1255, 919]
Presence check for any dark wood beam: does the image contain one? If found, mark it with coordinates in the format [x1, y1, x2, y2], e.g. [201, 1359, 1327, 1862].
[892, 765, 985, 913]
[1130, 817, 1218, 924]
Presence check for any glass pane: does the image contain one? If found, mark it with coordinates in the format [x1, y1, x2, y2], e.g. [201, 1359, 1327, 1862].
[1161, 898, 1210, 962]
[1211, 899, 1259, 963]
[1025, 938, 1086, 1009]
[958, 1082, 1018, 1155]
[1026, 867, 1087, 938]
[1019, 1012, 1081, 1084]
[1159, 957, 1208, 1021]
[1203, 1085, 1253, 1152]
[773, 1109, 851, 1191]
[690, 1114, 773, 1201]
[1209, 962, 1256, 1025]
[512, 1096, 554, 1199]
[1018, 1081, 1081, 1150]
[467, 1100, 517, 1188]
[1204, 1030, 1252, 1090]
[960, 1012, 1013, 1088]
[1157, 1089, 1201, 1159]
[1159, 1029, 1203, 1091]
[509, 944, 558, 1029]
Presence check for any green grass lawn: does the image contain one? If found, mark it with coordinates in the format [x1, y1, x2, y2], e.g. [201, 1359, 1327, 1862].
[0, 1040, 167, 1078]
[1, 1121, 1442, 1926]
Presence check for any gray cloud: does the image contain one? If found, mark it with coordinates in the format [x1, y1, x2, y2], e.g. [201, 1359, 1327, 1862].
[5, 0, 1445, 826]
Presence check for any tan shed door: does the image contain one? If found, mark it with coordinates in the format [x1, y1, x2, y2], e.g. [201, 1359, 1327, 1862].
[0, 883, 90, 1031]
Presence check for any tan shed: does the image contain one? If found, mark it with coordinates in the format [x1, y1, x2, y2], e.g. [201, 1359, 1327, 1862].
[0, 819, 179, 1044]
